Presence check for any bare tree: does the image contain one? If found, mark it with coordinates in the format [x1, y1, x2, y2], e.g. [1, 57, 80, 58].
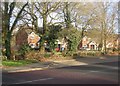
[34, 2, 61, 34]
[94, 2, 117, 54]
[73, 2, 96, 37]
[2, 2, 28, 60]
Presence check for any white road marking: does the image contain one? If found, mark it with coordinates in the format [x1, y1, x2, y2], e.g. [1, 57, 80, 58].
[13, 78, 54, 84]
[90, 71, 100, 73]
[95, 65, 118, 70]
[8, 67, 49, 73]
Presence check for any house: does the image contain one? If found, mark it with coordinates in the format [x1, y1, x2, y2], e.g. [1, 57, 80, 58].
[12, 25, 41, 49]
[55, 37, 68, 51]
[106, 34, 120, 50]
[15, 27, 29, 50]
[27, 32, 41, 48]
[106, 42, 113, 49]
[88, 41, 98, 50]
[114, 34, 120, 50]
[78, 36, 98, 50]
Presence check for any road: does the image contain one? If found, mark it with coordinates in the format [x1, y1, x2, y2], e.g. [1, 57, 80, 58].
[2, 57, 119, 85]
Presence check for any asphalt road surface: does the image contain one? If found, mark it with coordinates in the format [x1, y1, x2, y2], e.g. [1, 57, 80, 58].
[2, 59, 119, 85]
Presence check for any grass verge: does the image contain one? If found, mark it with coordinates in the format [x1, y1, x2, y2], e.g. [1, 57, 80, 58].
[2, 60, 37, 67]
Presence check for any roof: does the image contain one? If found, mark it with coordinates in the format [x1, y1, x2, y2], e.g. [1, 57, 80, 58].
[88, 41, 97, 45]
[12, 26, 33, 36]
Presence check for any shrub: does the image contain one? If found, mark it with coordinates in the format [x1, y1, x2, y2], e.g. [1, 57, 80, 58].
[113, 48, 118, 52]
[58, 27, 81, 52]
[44, 53, 51, 58]
[25, 50, 43, 60]
[15, 44, 31, 60]
[25, 51, 53, 61]
[2, 56, 7, 61]
[65, 51, 74, 56]
[73, 53, 79, 58]
[18, 44, 31, 55]
[78, 51, 101, 56]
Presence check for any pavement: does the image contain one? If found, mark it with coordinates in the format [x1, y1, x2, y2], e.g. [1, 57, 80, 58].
[2, 55, 119, 73]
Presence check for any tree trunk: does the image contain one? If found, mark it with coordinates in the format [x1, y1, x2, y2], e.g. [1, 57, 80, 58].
[65, 3, 71, 28]
[5, 31, 12, 60]
[3, 2, 28, 60]
[43, 14, 47, 34]
[101, 21, 107, 54]
[64, 2, 71, 28]
[104, 28, 107, 54]
[35, 18, 38, 32]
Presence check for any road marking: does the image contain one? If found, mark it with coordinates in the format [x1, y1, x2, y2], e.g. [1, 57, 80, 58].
[99, 57, 106, 59]
[94, 65, 118, 70]
[13, 78, 54, 84]
[90, 71, 100, 73]
[8, 67, 49, 73]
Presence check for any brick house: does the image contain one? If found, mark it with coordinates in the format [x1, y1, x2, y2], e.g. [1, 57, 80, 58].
[55, 37, 68, 51]
[12, 26, 36, 49]
[114, 34, 120, 50]
[12, 25, 42, 50]
[78, 36, 98, 50]
[27, 32, 40, 48]
[106, 34, 120, 50]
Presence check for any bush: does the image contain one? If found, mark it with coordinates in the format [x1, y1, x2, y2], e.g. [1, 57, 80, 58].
[14, 44, 31, 60]
[78, 51, 101, 56]
[25, 51, 53, 61]
[113, 48, 118, 52]
[2, 56, 7, 61]
[18, 44, 31, 55]
[44, 53, 51, 58]
[73, 53, 79, 59]
[65, 51, 74, 56]
[25, 50, 43, 60]
[58, 27, 81, 52]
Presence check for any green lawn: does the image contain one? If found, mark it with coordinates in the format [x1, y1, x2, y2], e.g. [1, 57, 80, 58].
[2, 60, 37, 67]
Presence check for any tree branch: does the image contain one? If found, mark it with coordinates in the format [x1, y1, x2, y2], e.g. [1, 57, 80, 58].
[10, 2, 28, 32]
